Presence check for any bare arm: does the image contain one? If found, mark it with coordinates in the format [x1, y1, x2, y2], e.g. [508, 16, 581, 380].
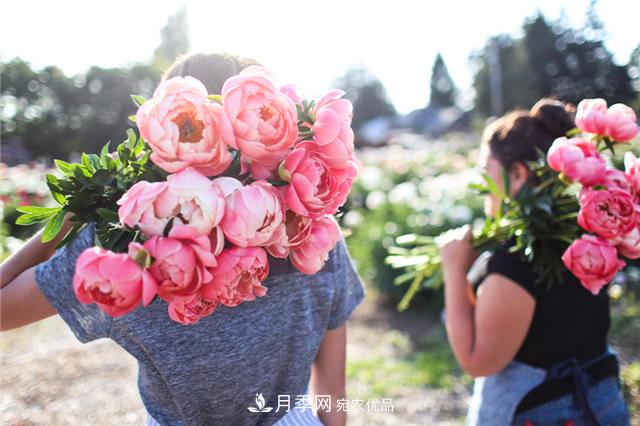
[0, 267, 57, 331]
[1, 217, 74, 288]
[444, 271, 535, 376]
[309, 324, 347, 426]
[439, 226, 535, 377]
[0, 217, 75, 330]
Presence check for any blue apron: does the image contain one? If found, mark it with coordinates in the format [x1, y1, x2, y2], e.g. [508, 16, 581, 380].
[466, 349, 615, 426]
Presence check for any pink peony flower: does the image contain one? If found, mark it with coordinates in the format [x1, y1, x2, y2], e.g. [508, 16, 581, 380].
[201, 247, 269, 307]
[143, 226, 218, 302]
[624, 152, 640, 196]
[73, 246, 157, 317]
[601, 169, 631, 192]
[575, 98, 608, 135]
[167, 293, 220, 325]
[617, 224, 640, 259]
[312, 90, 355, 153]
[578, 188, 636, 240]
[281, 141, 358, 218]
[562, 235, 626, 295]
[285, 211, 313, 251]
[116, 180, 169, 236]
[547, 137, 606, 186]
[606, 103, 638, 143]
[280, 84, 303, 105]
[136, 76, 233, 176]
[219, 180, 288, 257]
[290, 215, 341, 275]
[118, 168, 226, 237]
[221, 66, 298, 179]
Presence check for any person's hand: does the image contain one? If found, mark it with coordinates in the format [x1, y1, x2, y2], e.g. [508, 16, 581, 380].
[437, 225, 478, 277]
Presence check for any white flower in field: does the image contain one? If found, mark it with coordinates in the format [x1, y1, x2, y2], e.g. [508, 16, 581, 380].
[365, 190, 386, 209]
[389, 182, 417, 204]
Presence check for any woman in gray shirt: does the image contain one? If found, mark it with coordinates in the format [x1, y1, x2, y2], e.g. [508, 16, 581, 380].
[0, 53, 365, 426]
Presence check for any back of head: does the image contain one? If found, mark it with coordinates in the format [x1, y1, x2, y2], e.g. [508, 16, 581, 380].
[483, 98, 576, 168]
[163, 52, 260, 94]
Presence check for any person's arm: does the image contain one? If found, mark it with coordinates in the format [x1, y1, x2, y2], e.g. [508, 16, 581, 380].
[1, 216, 74, 288]
[0, 267, 57, 331]
[1, 217, 75, 330]
[439, 226, 535, 377]
[309, 324, 347, 426]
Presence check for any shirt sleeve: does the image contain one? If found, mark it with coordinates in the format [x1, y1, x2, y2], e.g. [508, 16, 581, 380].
[486, 245, 540, 299]
[327, 238, 366, 330]
[34, 223, 113, 343]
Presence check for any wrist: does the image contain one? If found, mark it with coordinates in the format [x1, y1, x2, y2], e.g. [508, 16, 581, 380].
[443, 267, 468, 284]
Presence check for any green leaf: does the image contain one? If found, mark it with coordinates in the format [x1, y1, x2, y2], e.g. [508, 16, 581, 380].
[130, 94, 147, 108]
[41, 211, 66, 243]
[54, 159, 75, 175]
[88, 154, 102, 171]
[16, 206, 60, 215]
[91, 169, 114, 186]
[208, 94, 222, 103]
[126, 128, 137, 148]
[50, 191, 67, 205]
[96, 208, 119, 222]
[100, 141, 111, 159]
[128, 115, 137, 123]
[81, 153, 94, 171]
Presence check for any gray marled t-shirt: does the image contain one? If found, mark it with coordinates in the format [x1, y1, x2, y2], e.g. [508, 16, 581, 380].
[35, 224, 365, 426]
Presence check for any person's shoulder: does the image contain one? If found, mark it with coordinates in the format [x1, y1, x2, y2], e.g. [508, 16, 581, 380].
[485, 243, 539, 297]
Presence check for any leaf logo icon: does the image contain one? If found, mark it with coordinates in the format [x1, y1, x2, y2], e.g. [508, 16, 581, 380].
[248, 393, 273, 413]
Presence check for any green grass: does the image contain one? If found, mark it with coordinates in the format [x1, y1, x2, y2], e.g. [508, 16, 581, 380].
[347, 333, 461, 397]
[621, 362, 640, 418]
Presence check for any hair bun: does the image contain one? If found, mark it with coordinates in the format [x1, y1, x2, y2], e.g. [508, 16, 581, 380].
[529, 98, 576, 137]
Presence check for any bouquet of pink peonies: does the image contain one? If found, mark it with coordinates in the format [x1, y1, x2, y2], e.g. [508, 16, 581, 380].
[387, 98, 639, 310]
[17, 67, 358, 324]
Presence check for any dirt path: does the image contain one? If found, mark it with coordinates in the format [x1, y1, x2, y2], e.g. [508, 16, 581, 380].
[1, 295, 468, 426]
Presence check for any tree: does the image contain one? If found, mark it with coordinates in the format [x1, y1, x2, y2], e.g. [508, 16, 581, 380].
[628, 43, 640, 111]
[472, 11, 635, 117]
[429, 53, 457, 107]
[333, 66, 396, 132]
[153, 7, 190, 71]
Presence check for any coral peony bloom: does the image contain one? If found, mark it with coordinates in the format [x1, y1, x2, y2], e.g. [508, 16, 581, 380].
[547, 137, 606, 186]
[143, 226, 218, 302]
[202, 247, 269, 307]
[617, 224, 640, 260]
[290, 215, 341, 275]
[606, 103, 638, 143]
[73, 246, 157, 317]
[285, 211, 313, 251]
[118, 168, 226, 237]
[578, 188, 636, 240]
[624, 152, 640, 196]
[282, 141, 358, 218]
[167, 293, 220, 325]
[562, 235, 625, 295]
[575, 98, 608, 135]
[117, 180, 170, 236]
[602, 169, 631, 192]
[219, 180, 287, 256]
[312, 90, 355, 153]
[221, 66, 298, 179]
[136, 76, 234, 176]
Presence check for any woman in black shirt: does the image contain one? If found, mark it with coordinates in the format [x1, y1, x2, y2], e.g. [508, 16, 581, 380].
[438, 99, 630, 425]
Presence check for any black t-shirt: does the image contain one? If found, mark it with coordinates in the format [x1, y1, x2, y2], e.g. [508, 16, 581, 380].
[469, 244, 610, 369]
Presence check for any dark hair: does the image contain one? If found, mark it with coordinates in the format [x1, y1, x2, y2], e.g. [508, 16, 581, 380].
[482, 98, 576, 169]
[163, 52, 260, 94]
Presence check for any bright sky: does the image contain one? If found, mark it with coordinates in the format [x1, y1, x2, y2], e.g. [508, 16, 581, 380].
[1, 0, 638, 113]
